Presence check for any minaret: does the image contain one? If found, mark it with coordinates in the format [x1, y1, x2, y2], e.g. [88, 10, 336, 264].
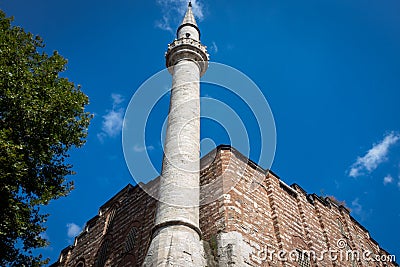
[143, 2, 208, 266]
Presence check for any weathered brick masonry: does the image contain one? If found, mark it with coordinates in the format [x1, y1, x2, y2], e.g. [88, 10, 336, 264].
[52, 145, 397, 267]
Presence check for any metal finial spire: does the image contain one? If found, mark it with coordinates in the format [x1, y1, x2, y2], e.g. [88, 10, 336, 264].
[188, 1, 192, 7]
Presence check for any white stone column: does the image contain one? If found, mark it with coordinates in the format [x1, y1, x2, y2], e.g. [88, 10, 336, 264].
[156, 59, 201, 227]
[143, 4, 208, 266]
[143, 61, 206, 266]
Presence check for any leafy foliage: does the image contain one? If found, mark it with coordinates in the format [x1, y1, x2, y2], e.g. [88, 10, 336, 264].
[0, 10, 91, 266]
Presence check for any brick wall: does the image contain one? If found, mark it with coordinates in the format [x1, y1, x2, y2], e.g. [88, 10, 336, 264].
[51, 183, 158, 267]
[52, 145, 397, 267]
[198, 146, 397, 267]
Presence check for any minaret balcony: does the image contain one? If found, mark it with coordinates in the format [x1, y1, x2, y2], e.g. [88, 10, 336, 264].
[166, 37, 209, 75]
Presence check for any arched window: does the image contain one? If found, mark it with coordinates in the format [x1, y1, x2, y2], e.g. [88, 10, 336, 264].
[96, 239, 110, 267]
[76, 261, 85, 267]
[124, 227, 138, 253]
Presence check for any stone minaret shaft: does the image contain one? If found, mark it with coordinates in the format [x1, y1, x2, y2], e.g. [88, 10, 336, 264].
[144, 3, 208, 266]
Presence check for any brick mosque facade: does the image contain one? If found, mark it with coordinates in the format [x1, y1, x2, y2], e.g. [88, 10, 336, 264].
[52, 4, 397, 266]
[51, 145, 397, 267]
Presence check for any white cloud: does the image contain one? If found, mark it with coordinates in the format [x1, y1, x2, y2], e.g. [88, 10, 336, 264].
[111, 93, 124, 107]
[383, 174, 393, 185]
[101, 110, 124, 136]
[210, 41, 218, 53]
[155, 15, 173, 33]
[351, 198, 362, 215]
[190, 1, 204, 20]
[349, 132, 400, 177]
[156, 0, 204, 33]
[133, 144, 155, 153]
[66, 223, 81, 238]
[334, 179, 340, 189]
[97, 94, 125, 142]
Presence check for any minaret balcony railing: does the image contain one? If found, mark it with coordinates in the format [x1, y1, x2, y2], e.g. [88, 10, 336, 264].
[167, 37, 208, 54]
[166, 37, 209, 75]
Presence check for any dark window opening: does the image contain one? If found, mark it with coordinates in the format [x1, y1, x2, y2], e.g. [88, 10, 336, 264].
[96, 239, 110, 267]
[125, 227, 138, 252]
[297, 249, 311, 267]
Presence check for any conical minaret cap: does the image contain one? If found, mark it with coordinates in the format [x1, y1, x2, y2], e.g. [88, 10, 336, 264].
[181, 2, 198, 27]
[177, 2, 200, 39]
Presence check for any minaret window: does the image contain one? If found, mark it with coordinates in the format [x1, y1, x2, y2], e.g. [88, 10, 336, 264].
[186, 33, 191, 38]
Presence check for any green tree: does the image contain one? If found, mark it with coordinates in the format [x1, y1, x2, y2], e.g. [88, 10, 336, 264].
[0, 10, 91, 266]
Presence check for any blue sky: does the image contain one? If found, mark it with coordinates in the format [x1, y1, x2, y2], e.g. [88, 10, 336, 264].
[1, 0, 400, 263]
